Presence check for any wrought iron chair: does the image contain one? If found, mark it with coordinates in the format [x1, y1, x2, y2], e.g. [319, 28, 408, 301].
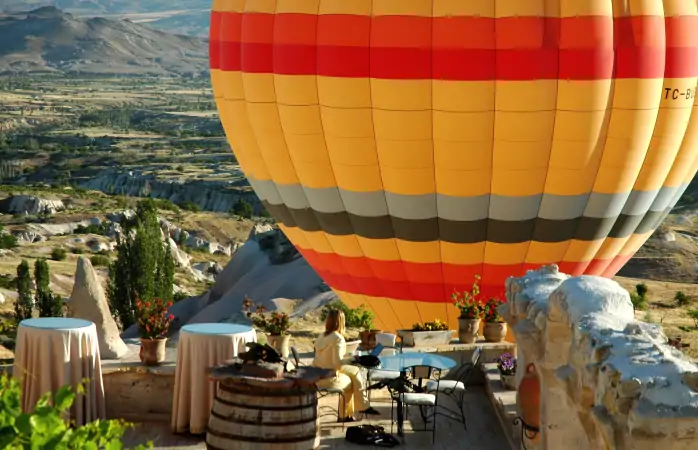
[385, 364, 440, 444]
[366, 334, 401, 401]
[424, 346, 482, 430]
[291, 346, 347, 426]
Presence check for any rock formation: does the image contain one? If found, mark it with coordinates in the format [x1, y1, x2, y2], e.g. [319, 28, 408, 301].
[67, 256, 128, 359]
[500, 265, 698, 450]
[0, 195, 64, 215]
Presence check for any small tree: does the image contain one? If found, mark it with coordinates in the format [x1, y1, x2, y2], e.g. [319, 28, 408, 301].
[34, 258, 61, 317]
[15, 260, 33, 322]
[232, 198, 253, 219]
[675, 291, 692, 307]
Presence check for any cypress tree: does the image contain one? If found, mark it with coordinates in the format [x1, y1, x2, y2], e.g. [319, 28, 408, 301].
[34, 258, 62, 317]
[107, 199, 174, 330]
[15, 260, 33, 322]
[156, 241, 174, 301]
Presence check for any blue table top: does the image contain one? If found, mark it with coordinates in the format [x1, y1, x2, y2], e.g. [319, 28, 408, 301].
[181, 323, 253, 335]
[379, 352, 457, 372]
[20, 318, 93, 330]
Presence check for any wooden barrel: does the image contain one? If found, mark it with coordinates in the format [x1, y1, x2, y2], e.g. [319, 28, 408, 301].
[206, 380, 320, 450]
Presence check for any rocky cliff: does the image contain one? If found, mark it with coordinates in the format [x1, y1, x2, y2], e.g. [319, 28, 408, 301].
[81, 169, 262, 213]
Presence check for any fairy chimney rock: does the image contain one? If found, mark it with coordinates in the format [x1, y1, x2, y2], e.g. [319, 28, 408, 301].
[68, 256, 129, 359]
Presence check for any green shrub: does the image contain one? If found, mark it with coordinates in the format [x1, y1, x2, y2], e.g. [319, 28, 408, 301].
[70, 247, 84, 255]
[179, 201, 200, 213]
[232, 198, 253, 219]
[50, 247, 67, 261]
[675, 291, 692, 307]
[0, 274, 16, 290]
[321, 300, 374, 330]
[0, 227, 18, 250]
[90, 255, 110, 267]
[630, 283, 649, 311]
[0, 374, 152, 449]
[688, 309, 698, 328]
[630, 293, 647, 311]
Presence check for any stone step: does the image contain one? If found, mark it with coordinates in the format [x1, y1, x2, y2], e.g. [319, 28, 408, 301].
[483, 363, 520, 450]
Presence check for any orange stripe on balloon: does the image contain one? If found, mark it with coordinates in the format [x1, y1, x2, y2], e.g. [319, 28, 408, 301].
[209, 12, 698, 80]
[296, 247, 630, 302]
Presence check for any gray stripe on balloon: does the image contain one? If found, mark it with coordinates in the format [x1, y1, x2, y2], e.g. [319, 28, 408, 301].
[249, 175, 684, 221]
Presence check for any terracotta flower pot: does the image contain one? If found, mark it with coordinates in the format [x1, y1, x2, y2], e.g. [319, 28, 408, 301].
[483, 322, 507, 342]
[517, 363, 541, 431]
[501, 374, 516, 390]
[267, 334, 290, 358]
[140, 337, 167, 366]
[458, 318, 480, 343]
[359, 330, 380, 350]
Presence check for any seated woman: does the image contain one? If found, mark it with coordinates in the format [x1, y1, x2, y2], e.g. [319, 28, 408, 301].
[313, 309, 379, 422]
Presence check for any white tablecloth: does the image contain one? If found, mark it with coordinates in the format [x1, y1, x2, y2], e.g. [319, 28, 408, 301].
[171, 323, 257, 434]
[12, 318, 105, 425]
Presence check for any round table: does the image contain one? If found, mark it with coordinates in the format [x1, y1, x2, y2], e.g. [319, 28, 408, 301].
[13, 318, 105, 425]
[379, 352, 457, 436]
[171, 323, 257, 434]
[379, 352, 457, 372]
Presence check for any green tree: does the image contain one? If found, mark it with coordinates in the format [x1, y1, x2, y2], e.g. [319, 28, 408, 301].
[35, 258, 61, 317]
[232, 198, 253, 219]
[0, 224, 18, 250]
[108, 199, 174, 330]
[15, 260, 33, 322]
[156, 242, 174, 301]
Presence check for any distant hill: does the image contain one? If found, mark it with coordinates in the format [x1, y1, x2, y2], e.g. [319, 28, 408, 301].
[0, 6, 208, 75]
[0, 0, 210, 36]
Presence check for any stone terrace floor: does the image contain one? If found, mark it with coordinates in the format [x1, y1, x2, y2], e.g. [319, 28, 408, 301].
[122, 386, 509, 449]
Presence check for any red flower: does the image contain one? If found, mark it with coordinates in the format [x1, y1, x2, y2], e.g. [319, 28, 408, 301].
[145, 302, 151, 308]
[167, 301, 173, 307]
[169, 314, 175, 320]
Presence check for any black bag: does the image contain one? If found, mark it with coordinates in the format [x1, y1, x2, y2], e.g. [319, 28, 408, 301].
[357, 354, 381, 368]
[345, 425, 400, 447]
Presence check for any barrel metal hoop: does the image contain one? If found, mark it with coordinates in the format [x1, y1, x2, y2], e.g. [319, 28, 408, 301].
[219, 382, 315, 398]
[207, 412, 319, 444]
[213, 394, 317, 411]
[210, 407, 318, 426]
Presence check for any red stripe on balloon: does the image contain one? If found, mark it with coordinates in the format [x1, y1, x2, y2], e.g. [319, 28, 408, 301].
[209, 10, 222, 70]
[298, 248, 633, 303]
[209, 12, 698, 80]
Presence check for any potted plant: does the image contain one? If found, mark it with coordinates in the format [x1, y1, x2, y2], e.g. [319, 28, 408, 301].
[243, 297, 291, 358]
[355, 307, 380, 350]
[497, 352, 517, 390]
[483, 297, 508, 342]
[452, 275, 484, 343]
[397, 319, 454, 347]
[136, 298, 174, 366]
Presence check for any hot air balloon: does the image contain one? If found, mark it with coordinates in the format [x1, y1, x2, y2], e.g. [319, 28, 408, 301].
[209, 0, 698, 334]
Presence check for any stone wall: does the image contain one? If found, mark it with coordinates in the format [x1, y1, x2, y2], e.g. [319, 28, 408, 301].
[500, 265, 698, 450]
[103, 365, 175, 423]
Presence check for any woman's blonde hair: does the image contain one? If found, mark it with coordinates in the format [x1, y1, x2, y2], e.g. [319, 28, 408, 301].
[324, 309, 346, 336]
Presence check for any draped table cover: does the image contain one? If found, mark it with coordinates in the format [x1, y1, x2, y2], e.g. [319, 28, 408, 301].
[12, 317, 106, 425]
[171, 323, 257, 434]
